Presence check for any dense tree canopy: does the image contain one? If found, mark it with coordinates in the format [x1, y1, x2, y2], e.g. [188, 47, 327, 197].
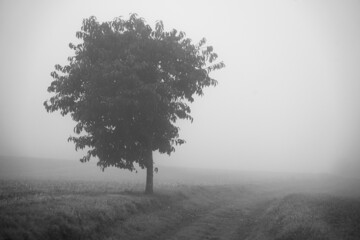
[44, 14, 224, 192]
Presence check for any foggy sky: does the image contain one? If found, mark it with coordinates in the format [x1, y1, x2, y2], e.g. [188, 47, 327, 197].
[1, 0, 360, 174]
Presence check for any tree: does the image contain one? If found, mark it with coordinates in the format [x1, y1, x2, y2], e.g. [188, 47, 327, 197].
[44, 14, 224, 194]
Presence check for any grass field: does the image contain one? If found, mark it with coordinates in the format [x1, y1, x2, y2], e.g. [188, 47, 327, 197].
[0, 179, 252, 240]
[1, 156, 360, 240]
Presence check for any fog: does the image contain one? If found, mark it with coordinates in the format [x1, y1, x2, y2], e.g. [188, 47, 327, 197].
[1, 0, 360, 176]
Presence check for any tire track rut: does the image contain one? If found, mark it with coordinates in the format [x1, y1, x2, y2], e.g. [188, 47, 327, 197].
[153, 193, 269, 240]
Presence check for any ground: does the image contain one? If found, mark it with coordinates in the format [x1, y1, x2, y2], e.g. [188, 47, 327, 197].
[1, 176, 360, 240]
[1, 157, 360, 240]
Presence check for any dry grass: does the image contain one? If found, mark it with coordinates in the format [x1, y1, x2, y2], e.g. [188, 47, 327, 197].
[0, 179, 239, 240]
[245, 193, 360, 240]
[1, 169, 360, 240]
[0, 179, 165, 240]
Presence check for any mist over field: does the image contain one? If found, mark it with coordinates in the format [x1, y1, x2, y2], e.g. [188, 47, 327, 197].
[1, 155, 359, 196]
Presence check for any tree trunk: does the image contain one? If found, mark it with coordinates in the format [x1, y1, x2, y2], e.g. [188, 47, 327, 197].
[145, 148, 154, 194]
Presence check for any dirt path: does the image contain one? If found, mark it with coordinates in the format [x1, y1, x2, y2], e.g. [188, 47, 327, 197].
[123, 187, 272, 240]
[160, 196, 272, 240]
[164, 203, 250, 240]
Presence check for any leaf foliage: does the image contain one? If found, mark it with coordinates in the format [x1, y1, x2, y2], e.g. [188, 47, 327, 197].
[44, 14, 224, 171]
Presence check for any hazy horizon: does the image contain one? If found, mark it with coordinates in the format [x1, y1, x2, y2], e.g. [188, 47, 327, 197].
[1, 0, 360, 176]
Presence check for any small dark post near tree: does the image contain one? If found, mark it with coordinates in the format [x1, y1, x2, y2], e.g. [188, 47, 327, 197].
[44, 14, 224, 194]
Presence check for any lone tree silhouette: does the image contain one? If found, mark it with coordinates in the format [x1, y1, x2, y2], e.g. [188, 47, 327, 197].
[44, 14, 224, 194]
